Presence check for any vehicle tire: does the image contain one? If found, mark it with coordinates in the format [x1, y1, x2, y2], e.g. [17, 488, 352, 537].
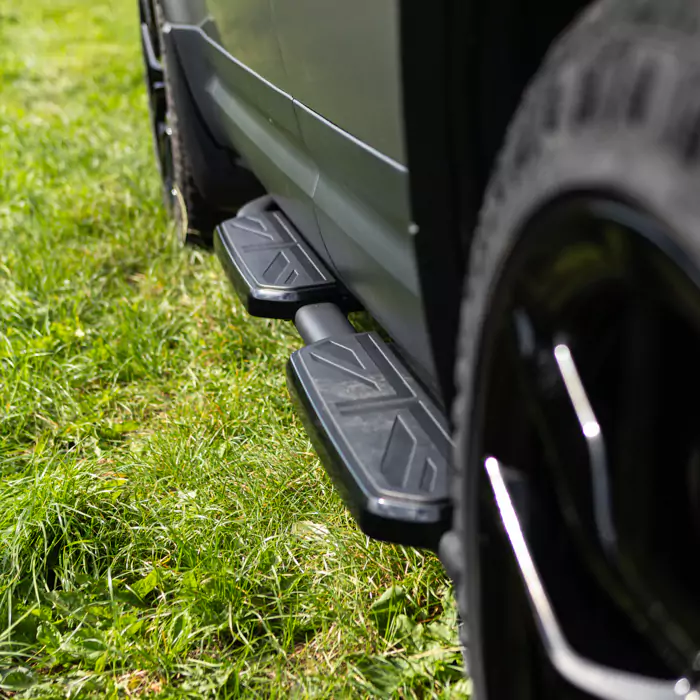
[139, 0, 263, 246]
[451, 1, 700, 697]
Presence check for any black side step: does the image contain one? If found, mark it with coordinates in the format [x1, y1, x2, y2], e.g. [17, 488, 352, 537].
[287, 330, 452, 550]
[214, 197, 352, 319]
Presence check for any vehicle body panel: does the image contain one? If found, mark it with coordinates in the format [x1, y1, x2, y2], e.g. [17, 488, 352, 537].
[161, 0, 206, 25]
[162, 0, 437, 388]
[206, 0, 288, 91]
[294, 102, 435, 381]
[273, 0, 406, 164]
[164, 22, 326, 262]
[272, 0, 433, 377]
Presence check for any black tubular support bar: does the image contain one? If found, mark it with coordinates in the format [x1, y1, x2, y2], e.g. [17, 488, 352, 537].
[294, 303, 355, 345]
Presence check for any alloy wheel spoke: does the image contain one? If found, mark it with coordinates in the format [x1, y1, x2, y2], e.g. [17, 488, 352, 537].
[552, 342, 616, 556]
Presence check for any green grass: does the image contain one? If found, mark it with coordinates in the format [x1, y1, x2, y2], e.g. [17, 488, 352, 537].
[0, 1, 468, 697]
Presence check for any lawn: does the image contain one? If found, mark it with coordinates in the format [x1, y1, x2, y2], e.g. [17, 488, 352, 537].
[0, 1, 467, 697]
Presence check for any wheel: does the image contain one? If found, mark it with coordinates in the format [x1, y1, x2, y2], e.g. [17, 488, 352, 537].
[138, 0, 263, 246]
[451, 1, 700, 697]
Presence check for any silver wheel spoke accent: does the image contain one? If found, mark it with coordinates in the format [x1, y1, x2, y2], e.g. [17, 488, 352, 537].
[485, 456, 687, 700]
[554, 343, 617, 555]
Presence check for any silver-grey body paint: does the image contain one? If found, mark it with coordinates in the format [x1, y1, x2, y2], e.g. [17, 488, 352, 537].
[161, 0, 435, 383]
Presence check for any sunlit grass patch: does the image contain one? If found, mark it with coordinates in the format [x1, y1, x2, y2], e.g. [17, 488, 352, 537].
[0, 0, 465, 696]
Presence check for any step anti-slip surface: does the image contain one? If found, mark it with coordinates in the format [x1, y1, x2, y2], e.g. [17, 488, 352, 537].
[288, 331, 453, 549]
[215, 206, 348, 319]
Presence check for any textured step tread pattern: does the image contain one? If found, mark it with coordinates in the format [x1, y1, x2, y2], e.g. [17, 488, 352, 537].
[220, 212, 332, 288]
[288, 331, 452, 549]
[215, 207, 348, 319]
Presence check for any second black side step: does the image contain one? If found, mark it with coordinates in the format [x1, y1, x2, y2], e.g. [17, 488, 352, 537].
[287, 329, 453, 550]
[214, 197, 352, 319]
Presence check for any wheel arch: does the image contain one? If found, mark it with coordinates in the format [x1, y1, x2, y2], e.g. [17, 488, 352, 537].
[402, 0, 594, 410]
